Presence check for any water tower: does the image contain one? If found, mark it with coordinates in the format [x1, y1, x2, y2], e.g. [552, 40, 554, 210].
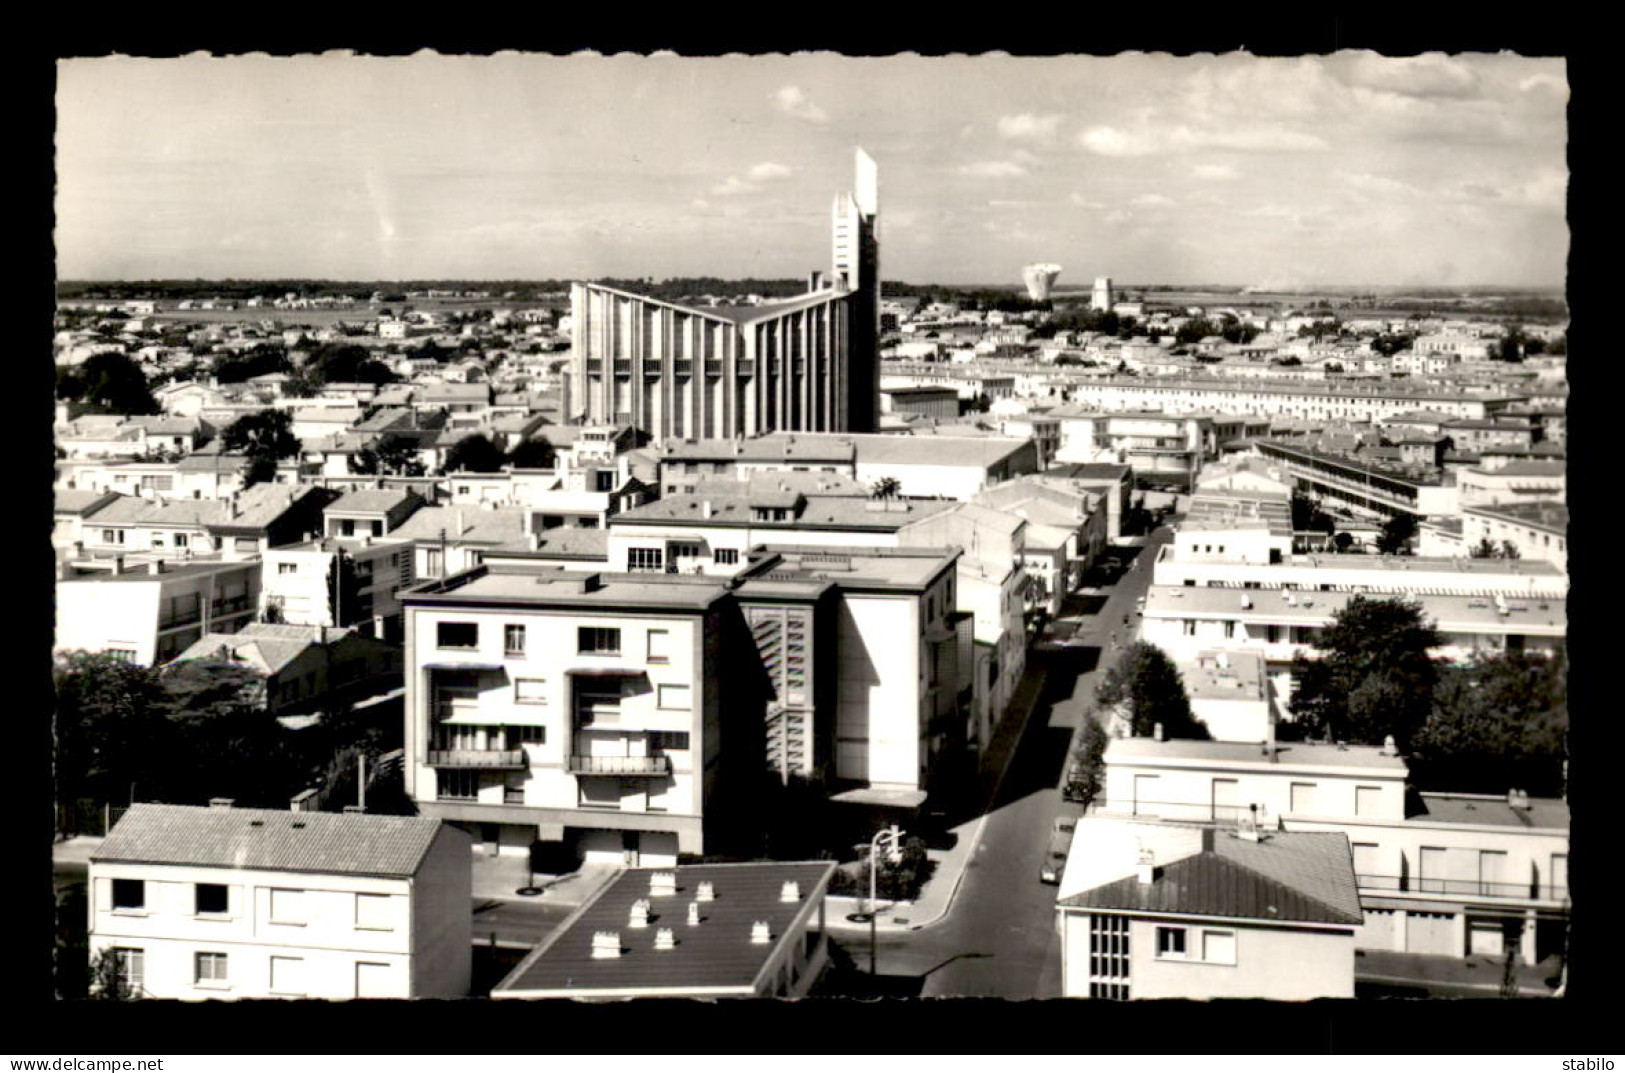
[1022, 263, 1063, 301]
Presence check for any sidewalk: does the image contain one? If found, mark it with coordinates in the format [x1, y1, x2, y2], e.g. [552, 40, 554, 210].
[825, 654, 1050, 935]
[470, 854, 621, 910]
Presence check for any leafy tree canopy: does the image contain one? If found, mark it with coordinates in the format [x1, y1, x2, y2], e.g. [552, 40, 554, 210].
[1290, 596, 1441, 747]
[444, 433, 507, 474]
[57, 351, 160, 415]
[1410, 651, 1567, 796]
[1094, 642, 1208, 740]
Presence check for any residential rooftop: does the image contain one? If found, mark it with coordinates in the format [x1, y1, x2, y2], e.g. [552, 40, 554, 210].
[1142, 584, 1566, 635]
[1105, 736, 1409, 775]
[1463, 500, 1568, 532]
[92, 802, 451, 878]
[492, 861, 836, 998]
[1413, 792, 1569, 831]
[402, 564, 730, 612]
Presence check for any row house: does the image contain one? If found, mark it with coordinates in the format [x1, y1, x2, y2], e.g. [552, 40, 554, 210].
[1061, 376, 1515, 424]
[55, 557, 261, 666]
[89, 804, 470, 1000]
[1093, 738, 1569, 967]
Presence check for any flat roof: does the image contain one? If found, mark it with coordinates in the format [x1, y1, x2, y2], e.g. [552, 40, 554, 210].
[1106, 736, 1409, 775]
[493, 861, 836, 997]
[613, 493, 956, 532]
[1143, 584, 1566, 634]
[745, 545, 957, 590]
[1414, 793, 1569, 831]
[1180, 649, 1268, 702]
[1464, 500, 1568, 532]
[404, 566, 729, 612]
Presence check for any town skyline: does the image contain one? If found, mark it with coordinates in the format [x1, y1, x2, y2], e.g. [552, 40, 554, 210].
[56, 52, 1568, 289]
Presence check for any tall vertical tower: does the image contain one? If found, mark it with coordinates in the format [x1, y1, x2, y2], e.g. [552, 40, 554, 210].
[832, 148, 880, 433]
[1092, 276, 1115, 313]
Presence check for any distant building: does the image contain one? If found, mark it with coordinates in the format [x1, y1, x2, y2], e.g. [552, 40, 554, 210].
[1091, 277, 1114, 313]
[570, 150, 881, 438]
[89, 803, 471, 999]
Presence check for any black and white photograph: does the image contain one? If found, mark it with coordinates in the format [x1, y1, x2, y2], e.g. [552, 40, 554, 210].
[45, 42, 1581, 1041]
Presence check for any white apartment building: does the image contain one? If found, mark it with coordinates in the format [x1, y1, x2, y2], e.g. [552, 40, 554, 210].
[1094, 738, 1569, 966]
[88, 803, 471, 999]
[401, 568, 731, 867]
[55, 558, 261, 666]
[1062, 377, 1515, 424]
[1462, 502, 1568, 569]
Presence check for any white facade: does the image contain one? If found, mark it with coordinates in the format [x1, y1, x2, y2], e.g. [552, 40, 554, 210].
[88, 811, 471, 1000]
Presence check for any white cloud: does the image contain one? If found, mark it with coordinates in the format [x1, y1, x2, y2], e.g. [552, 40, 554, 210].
[1080, 121, 1327, 158]
[959, 160, 1028, 178]
[1192, 163, 1239, 181]
[997, 113, 1064, 141]
[1519, 72, 1568, 97]
[710, 162, 795, 197]
[774, 85, 828, 124]
[1132, 193, 1175, 208]
[746, 162, 793, 183]
[1078, 126, 1157, 157]
[1069, 193, 1107, 209]
[1339, 52, 1481, 100]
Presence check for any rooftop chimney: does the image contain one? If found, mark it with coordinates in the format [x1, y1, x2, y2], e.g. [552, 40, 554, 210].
[1238, 803, 1261, 842]
[629, 898, 651, 928]
[591, 931, 622, 959]
[148, 559, 166, 575]
[1153, 722, 1164, 742]
[650, 872, 677, 897]
[687, 901, 701, 926]
[750, 920, 772, 944]
[701, 500, 713, 519]
[1136, 847, 1155, 886]
[780, 880, 801, 903]
[1380, 734, 1397, 757]
[696, 880, 715, 902]
[654, 927, 676, 950]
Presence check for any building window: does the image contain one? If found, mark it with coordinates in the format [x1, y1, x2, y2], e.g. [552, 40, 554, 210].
[175, 533, 189, 548]
[1201, 929, 1237, 965]
[270, 955, 305, 996]
[657, 683, 691, 710]
[278, 562, 297, 574]
[1183, 620, 1197, 637]
[714, 548, 739, 565]
[194, 952, 228, 986]
[513, 678, 548, 704]
[649, 730, 691, 752]
[646, 629, 671, 663]
[437, 621, 478, 649]
[438, 769, 479, 801]
[506, 725, 545, 748]
[112, 948, 144, 994]
[102, 529, 125, 544]
[111, 878, 145, 911]
[105, 648, 138, 664]
[195, 883, 229, 916]
[355, 893, 394, 932]
[628, 547, 665, 573]
[1355, 785, 1382, 817]
[1156, 926, 1188, 959]
[504, 624, 526, 657]
[269, 888, 304, 925]
[1290, 781, 1317, 814]
[578, 627, 621, 655]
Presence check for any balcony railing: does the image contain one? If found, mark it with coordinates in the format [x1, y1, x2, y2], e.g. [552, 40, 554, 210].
[1356, 873, 1569, 903]
[210, 595, 252, 616]
[426, 748, 527, 769]
[568, 754, 671, 777]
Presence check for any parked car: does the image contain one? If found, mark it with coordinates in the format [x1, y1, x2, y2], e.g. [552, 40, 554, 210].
[1040, 815, 1078, 884]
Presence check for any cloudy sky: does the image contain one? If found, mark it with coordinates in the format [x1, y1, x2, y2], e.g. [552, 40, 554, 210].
[56, 52, 1568, 288]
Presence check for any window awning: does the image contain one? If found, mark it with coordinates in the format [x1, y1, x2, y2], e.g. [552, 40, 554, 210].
[566, 666, 647, 677]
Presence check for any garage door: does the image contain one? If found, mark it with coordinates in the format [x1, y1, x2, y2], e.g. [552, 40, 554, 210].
[1407, 911, 1459, 956]
[1356, 908, 1399, 952]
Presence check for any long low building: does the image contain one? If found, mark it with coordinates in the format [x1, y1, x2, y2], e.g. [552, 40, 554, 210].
[1091, 737, 1569, 967]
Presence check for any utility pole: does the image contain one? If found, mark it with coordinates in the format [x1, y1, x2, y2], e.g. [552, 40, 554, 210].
[867, 824, 903, 978]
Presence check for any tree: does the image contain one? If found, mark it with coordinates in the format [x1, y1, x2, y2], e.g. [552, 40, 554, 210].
[1291, 493, 1335, 535]
[353, 438, 427, 477]
[507, 438, 556, 469]
[53, 652, 173, 823]
[1410, 651, 1567, 796]
[1064, 714, 1110, 805]
[870, 476, 902, 499]
[1470, 537, 1501, 559]
[222, 409, 301, 485]
[1377, 513, 1418, 555]
[1289, 596, 1441, 748]
[1094, 642, 1208, 740]
[1500, 540, 1521, 560]
[59, 351, 160, 415]
[443, 433, 507, 474]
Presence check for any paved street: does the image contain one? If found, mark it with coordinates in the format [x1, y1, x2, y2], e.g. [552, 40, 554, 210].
[828, 526, 1174, 998]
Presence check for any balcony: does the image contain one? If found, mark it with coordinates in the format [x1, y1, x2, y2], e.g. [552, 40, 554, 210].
[568, 754, 671, 777]
[1356, 873, 1569, 904]
[210, 595, 252, 617]
[426, 748, 527, 769]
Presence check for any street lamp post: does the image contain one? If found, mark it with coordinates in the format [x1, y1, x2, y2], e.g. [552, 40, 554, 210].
[867, 824, 903, 977]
